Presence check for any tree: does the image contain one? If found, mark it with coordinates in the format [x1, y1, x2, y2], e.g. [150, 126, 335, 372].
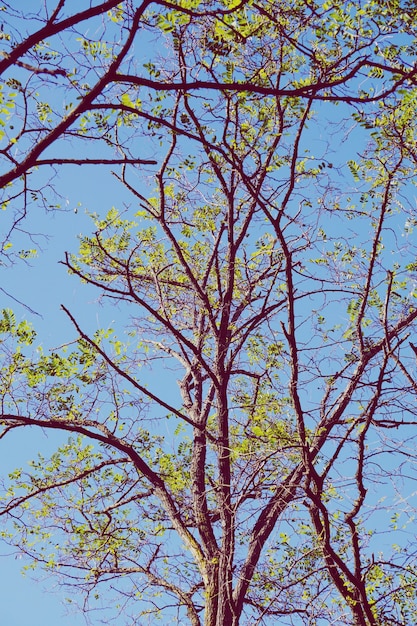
[1, 1, 417, 624]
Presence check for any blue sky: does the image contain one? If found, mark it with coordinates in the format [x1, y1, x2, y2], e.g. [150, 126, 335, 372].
[1, 2, 417, 625]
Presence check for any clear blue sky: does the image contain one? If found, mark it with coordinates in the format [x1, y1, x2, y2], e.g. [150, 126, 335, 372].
[1, 2, 417, 625]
